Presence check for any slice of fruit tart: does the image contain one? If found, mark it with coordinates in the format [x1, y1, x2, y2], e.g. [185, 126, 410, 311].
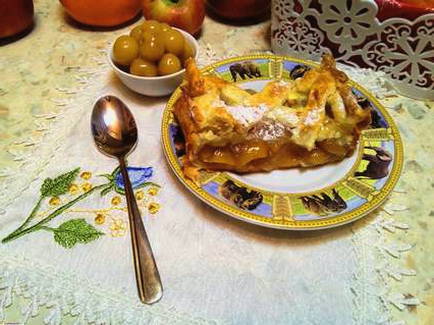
[173, 54, 372, 181]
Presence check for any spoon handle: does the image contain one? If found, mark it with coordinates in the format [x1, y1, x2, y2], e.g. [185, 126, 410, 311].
[119, 158, 163, 304]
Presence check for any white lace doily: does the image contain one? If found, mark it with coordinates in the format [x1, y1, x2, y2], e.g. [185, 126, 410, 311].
[0, 45, 418, 324]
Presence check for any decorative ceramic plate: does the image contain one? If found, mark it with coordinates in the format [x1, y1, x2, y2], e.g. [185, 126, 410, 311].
[161, 55, 403, 230]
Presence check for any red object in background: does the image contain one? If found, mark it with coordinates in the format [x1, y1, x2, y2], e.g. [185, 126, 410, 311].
[142, 0, 205, 35]
[0, 0, 34, 38]
[375, 0, 434, 21]
[206, 0, 271, 22]
[60, 0, 142, 27]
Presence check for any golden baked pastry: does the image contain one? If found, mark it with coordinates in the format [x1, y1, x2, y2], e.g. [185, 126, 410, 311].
[173, 55, 372, 181]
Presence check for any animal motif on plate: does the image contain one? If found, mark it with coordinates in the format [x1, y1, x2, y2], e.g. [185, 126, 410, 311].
[355, 146, 392, 179]
[219, 180, 263, 210]
[170, 124, 186, 157]
[353, 93, 388, 129]
[300, 189, 347, 215]
[229, 61, 262, 82]
[289, 64, 311, 80]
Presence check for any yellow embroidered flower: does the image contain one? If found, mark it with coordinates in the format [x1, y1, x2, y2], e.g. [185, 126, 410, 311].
[111, 196, 121, 206]
[81, 182, 92, 192]
[135, 190, 145, 200]
[80, 171, 92, 180]
[148, 202, 160, 214]
[147, 187, 159, 196]
[110, 218, 127, 237]
[49, 197, 61, 206]
[68, 183, 79, 195]
[95, 213, 105, 225]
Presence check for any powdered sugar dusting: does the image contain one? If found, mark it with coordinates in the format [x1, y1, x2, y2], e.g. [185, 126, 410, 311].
[265, 107, 299, 126]
[304, 109, 320, 125]
[224, 104, 269, 126]
[252, 120, 286, 141]
[212, 99, 226, 107]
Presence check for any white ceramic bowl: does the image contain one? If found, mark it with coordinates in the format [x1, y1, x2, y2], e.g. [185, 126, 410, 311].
[108, 28, 199, 97]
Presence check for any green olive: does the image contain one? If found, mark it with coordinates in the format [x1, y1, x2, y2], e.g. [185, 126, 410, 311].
[129, 25, 143, 41]
[130, 58, 158, 77]
[139, 32, 165, 62]
[158, 53, 182, 75]
[113, 35, 139, 66]
[141, 20, 162, 34]
[162, 29, 185, 56]
[160, 23, 171, 35]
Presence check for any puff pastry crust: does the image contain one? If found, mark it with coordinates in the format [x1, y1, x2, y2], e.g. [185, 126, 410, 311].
[173, 55, 372, 181]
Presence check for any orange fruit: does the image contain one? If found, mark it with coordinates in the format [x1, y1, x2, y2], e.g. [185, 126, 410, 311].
[60, 0, 142, 27]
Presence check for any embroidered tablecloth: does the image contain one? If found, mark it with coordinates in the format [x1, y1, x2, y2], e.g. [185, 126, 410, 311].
[0, 0, 433, 324]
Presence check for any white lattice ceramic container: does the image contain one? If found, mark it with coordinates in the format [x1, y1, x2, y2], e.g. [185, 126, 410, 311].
[271, 0, 434, 100]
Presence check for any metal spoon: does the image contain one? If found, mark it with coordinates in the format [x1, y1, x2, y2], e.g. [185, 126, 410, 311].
[91, 95, 163, 304]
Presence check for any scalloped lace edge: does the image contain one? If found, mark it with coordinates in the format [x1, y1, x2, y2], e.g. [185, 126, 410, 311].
[0, 248, 216, 324]
[351, 195, 419, 324]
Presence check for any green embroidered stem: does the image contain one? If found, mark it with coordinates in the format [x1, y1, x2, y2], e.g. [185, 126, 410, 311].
[7, 196, 44, 238]
[1, 183, 110, 244]
[40, 226, 55, 232]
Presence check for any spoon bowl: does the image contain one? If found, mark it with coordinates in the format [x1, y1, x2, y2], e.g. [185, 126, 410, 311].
[91, 96, 137, 158]
[91, 95, 163, 304]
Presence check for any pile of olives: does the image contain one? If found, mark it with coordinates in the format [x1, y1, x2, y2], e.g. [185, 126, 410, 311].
[112, 20, 194, 77]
